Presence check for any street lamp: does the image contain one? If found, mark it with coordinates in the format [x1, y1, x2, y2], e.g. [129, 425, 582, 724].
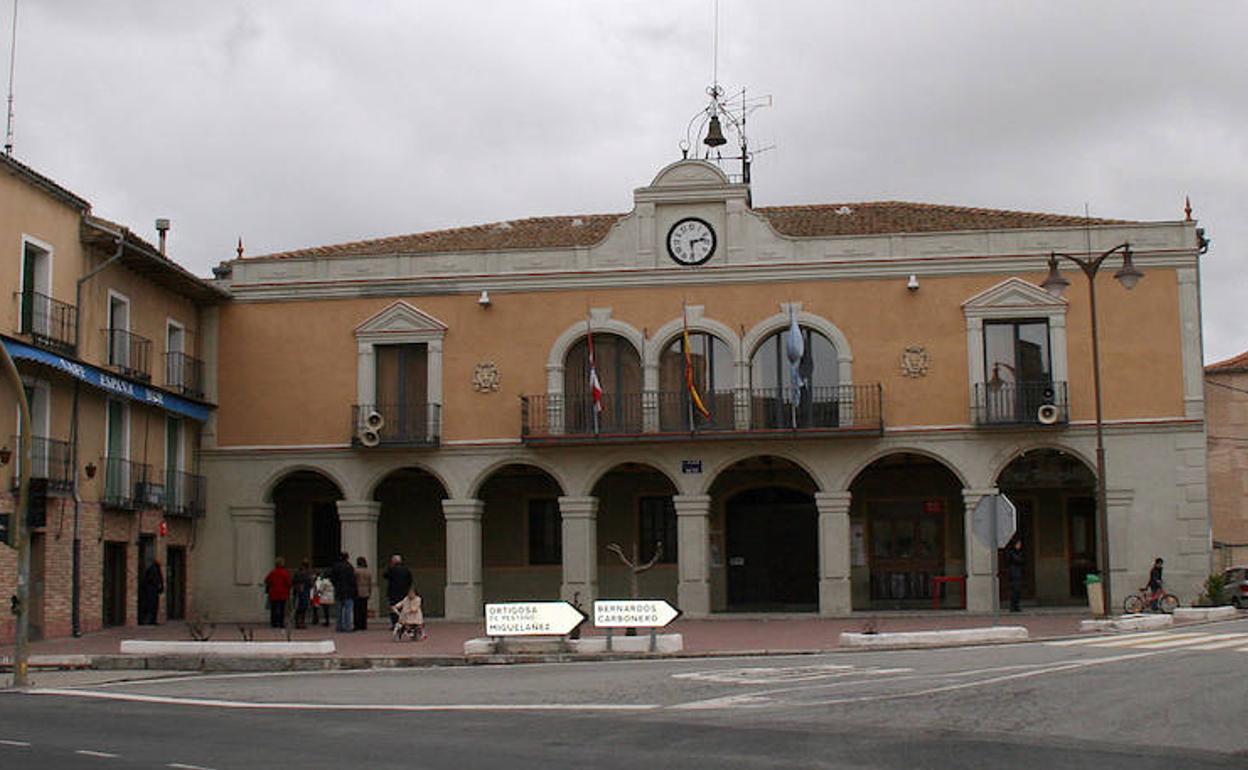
[1041, 242, 1142, 615]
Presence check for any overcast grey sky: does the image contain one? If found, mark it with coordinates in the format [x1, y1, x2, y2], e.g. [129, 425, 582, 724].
[6, 1, 1245, 362]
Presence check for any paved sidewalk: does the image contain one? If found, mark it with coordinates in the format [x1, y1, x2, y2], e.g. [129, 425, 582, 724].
[14, 610, 1090, 662]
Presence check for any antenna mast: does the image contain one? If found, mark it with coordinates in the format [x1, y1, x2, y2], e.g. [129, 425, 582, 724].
[4, 0, 17, 156]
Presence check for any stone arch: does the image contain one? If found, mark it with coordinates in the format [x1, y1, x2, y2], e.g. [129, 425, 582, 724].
[262, 464, 348, 503]
[986, 440, 1097, 486]
[361, 460, 452, 501]
[699, 448, 828, 496]
[840, 446, 969, 491]
[741, 304, 853, 385]
[580, 457, 680, 497]
[468, 456, 570, 499]
[643, 311, 743, 372]
[546, 313, 645, 390]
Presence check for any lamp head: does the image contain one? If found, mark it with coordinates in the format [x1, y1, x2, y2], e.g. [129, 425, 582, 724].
[1113, 246, 1143, 290]
[907, 274, 919, 292]
[1041, 254, 1070, 298]
[478, 289, 491, 307]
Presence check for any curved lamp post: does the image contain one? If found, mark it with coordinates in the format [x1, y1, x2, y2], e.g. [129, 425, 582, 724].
[1041, 243, 1142, 614]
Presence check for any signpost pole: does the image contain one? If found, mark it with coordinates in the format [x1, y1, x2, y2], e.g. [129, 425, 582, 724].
[990, 494, 999, 626]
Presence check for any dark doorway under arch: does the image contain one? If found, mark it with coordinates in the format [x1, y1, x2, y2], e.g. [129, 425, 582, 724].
[273, 471, 343, 571]
[726, 486, 818, 611]
[375, 467, 448, 617]
[478, 464, 565, 603]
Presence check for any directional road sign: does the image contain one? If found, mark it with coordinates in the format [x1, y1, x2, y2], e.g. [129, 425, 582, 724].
[593, 599, 681, 628]
[484, 601, 586, 637]
[972, 493, 1018, 549]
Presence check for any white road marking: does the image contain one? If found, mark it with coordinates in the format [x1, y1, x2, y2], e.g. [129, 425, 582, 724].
[75, 749, 120, 758]
[1071, 632, 1208, 648]
[1045, 631, 1176, 646]
[672, 664, 912, 685]
[1173, 634, 1248, 650]
[0, 739, 31, 747]
[168, 763, 217, 770]
[30, 688, 660, 713]
[1116, 633, 1231, 649]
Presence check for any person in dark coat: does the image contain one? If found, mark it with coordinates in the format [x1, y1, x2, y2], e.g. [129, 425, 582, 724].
[291, 559, 314, 629]
[354, 556, 372, 631]
[263, 557, 293, 628]
[383, 554, 414, 626]
[138, 558, 164, 625]
[1006, 538, 1025, 613]
[329, 552, 357, 632]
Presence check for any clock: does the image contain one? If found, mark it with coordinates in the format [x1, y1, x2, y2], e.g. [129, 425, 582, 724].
[666, 217, 717, 266]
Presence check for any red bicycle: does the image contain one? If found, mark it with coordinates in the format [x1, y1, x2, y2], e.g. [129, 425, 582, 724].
[1123, 586, 1179, 614]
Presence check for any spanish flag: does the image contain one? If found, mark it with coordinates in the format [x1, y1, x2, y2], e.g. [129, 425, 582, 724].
[682, 308, 712, 420]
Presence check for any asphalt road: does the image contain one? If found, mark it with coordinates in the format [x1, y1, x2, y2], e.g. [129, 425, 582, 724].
[3, 617, 1247, 769]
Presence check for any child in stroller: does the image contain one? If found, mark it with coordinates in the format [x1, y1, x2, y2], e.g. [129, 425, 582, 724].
[391, 586, 425, 641]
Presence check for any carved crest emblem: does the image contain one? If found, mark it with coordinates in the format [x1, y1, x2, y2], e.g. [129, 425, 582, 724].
[472, 362, 501, 393]
[900, 345, 930, 378]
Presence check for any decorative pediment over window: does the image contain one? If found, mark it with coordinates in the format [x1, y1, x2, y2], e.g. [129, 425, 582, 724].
[354, 301, 447, 343]
[962, 278, 1067, 320]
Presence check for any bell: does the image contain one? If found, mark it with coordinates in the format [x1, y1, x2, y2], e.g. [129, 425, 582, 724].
[703, 114, 727, 148]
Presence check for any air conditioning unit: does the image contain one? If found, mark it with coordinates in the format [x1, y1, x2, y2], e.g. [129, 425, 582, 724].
[358, 428, 381, 447]
[1036, 404, 1060, 425]
[364, 410, 385, 431]
[134, 481, 166, 507]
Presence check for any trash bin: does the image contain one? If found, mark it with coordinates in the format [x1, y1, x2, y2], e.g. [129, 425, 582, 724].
[1085, 573, 1106, 617]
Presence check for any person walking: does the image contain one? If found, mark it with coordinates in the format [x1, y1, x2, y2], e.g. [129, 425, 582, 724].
[291, 559, 314, 629]
[263, 557, 293, 629]
[330, 551, 357, 632]
[1006, 538, 1025, 613]
[383, 554, 414, 626]
[138, 558, 164, 625]
[354, 556, 373, 631]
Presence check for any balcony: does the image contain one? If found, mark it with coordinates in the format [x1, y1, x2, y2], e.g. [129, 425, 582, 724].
[165, 351, 205, 399]
[8, 435, 73, 492]
[521, 384, 884, 445]
[164, 469, 206, 518]
[101, 457, 155, 510]
[972, 380, 1068, 427]
[350, 403, 441, 448]
[17, 290, 77, 355]
[103, 328, 152, 382]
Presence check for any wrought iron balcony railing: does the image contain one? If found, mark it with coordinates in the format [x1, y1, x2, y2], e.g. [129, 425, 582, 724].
[165, 351, 205, 399]
[164, 469, 206, 518]
[101, 457, 155, 510]
[103, 328, 152, 382]
[521, 384, 883, 443]
[8, 434, 73, 492]
[350, 403, 441, 447]
[17, 290, 77, 354]
[972, 380, 1069, 427]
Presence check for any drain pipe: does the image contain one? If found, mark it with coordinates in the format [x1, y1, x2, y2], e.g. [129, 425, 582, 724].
[70, 223, 126, 636]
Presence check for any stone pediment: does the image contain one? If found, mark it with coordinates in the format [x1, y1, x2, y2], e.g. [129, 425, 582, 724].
[355, 301, 447, 340]
[648, 159, 730, 188]
[962, 277, 1066, 316]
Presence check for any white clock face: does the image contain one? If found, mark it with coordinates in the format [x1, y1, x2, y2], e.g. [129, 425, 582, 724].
[666, 217, 716, 266]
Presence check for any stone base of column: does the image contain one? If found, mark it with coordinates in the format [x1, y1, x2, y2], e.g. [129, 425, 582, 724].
[444, 584, 483, 620]
[819, 577, 852, 616]
[965, 574, 995, 613]
[678, 581, 710, 617]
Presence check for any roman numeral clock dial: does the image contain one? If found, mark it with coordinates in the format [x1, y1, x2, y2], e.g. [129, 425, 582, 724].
[666, 217, 717, 266]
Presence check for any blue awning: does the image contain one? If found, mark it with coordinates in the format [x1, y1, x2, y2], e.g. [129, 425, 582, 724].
[3, 337, 212, 422]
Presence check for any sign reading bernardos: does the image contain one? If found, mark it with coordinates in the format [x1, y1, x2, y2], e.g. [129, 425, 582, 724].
[593, 599, 681, 629]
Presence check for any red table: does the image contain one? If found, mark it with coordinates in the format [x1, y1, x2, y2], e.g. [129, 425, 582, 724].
[932, 575, 967, 609]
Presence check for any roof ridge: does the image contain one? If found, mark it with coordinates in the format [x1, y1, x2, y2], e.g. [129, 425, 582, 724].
[1206, 349, 1248, 373]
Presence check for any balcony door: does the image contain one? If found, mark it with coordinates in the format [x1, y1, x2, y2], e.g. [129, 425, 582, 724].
[563, 334, 641, 434]
[105, 399, 130, 502]
[166, 321, 185, 391]
[20, 239, 52, 337]
[983, 319, 1051, 423]
[17, 381, 50, 478]
[165, 417, 183, 512]
[749, 327, 839, 429]
[108, 292, 131, 369]
[375, 343, 428, 443]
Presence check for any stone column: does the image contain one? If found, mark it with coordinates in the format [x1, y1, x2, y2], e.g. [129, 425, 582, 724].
[558, 496, 598, 606]
[443, 498, 484, 620]
[1106, 488, 1135, 612]
[229, 504, 274, 590]
[815, 491, 853, 616]
[963, 487, 998, 612]
[674, 494, 712, 616]
[337, 501, 381, 615]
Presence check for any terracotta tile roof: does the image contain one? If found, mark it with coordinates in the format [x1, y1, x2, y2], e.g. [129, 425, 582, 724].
[245, 202, 1131, 261]
[754, 202, 1127, 237]
[1206, 350, 1248, 374]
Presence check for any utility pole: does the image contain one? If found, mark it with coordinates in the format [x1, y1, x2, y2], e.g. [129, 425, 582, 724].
[1, 339, 33, 687]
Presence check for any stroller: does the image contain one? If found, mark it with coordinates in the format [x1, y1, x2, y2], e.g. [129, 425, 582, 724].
[391, 590, 426, 642]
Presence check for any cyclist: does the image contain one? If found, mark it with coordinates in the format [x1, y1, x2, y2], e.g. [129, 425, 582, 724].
[1146, 557, 1165, 611]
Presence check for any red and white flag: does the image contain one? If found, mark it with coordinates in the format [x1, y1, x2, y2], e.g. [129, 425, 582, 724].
[586, 320, 603, 415]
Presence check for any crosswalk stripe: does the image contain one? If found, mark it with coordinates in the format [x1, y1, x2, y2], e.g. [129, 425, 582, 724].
[1129, 634, 1227, 649]
[1046, 631, 1176, 647]
[1077, 632, 1208, 648]
[1187, 635, 1248, 651]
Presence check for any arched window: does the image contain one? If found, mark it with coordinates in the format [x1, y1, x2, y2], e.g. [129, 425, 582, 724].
[658, 331, 734, 431]
[563, 334, 642, 434]
[750, 327, 839, 428]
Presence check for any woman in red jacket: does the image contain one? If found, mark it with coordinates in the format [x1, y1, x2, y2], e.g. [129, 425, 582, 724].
[263, 557, 293, 629]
